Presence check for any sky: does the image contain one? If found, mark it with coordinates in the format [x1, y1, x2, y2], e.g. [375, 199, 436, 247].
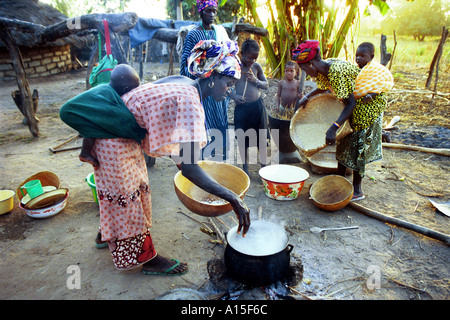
[124, 0, 168, 19]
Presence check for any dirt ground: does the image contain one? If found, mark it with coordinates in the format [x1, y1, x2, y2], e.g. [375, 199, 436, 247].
[0, 63, 449, 301]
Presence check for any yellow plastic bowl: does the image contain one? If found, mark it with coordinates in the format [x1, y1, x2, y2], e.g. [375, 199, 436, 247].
[174, 161, 250, 217]
[0, 190, 15, 215]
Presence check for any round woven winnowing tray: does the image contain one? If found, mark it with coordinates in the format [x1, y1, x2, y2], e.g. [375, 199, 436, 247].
[289, 93, 352, 157]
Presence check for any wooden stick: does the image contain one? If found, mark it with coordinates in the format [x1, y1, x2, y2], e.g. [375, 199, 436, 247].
[177, 210, 214, 234]
[390, 88, 450, 97]
[389, 279, 433, 299]
[242, 78, 248, 98]
[382, 143, 450, 157]
[51, 134, 79, 150]
[214, 217, 229, 230]
[348, 202, 450, 246]
[208, 218, 225, 243]
[388, 30, 397, 70]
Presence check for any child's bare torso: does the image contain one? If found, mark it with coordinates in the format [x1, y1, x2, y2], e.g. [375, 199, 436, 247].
[280, 79, 300, 107]
[235, 64, 261, 103]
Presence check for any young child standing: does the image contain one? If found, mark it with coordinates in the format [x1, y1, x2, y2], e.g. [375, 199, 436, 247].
[229, 39, 269, 175]
[276, 61, 302, 109]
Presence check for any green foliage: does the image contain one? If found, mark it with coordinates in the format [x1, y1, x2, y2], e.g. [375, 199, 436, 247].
[381, 0, 449, 40]
[165, 0, 240, 22]
[392, 72, 405, 80]
[372, 0, 390, 16]
[242, 0, 363, 77]
[46, 0, 131, 16]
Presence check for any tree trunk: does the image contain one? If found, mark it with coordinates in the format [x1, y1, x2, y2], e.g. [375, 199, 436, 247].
[11, 89, 39, 125]
[0, 26, 39, 137]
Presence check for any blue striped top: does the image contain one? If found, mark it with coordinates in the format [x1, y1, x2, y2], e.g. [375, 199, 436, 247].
[180, 28, 230, 146]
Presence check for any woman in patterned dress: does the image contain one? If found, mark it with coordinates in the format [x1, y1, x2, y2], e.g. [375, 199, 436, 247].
[180, 0, 231, 160]
[293, 40, 392, 201]
[92, 40, 248, 275]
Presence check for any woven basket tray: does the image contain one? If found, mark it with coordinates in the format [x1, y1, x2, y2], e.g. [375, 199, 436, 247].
[289, 93, 352, 157]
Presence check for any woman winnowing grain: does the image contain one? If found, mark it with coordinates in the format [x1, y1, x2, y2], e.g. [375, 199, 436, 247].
[293, 40, 392, 202]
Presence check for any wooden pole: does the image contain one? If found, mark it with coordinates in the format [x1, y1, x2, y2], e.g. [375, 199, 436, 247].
[425, 27, 449, 89]
[380, 34, 391, 66]
[382, 142, 450, 157]
[0, 26, 39, 137]
[388, 30, 397, 70]
[349, 202, 450, 246]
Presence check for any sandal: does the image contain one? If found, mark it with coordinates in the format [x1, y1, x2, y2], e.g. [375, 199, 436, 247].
[95, 232, 108, 249]
[142, 259, 188, 276]
[351, 194, 365, 202]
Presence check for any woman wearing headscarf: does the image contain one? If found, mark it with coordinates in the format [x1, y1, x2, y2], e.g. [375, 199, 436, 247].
[180, 0, 231, 160]
[293, 40, 384, 202]
[67, 40, 248, 275]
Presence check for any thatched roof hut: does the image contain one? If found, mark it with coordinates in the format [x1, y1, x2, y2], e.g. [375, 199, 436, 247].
[0, 0, 93, 80]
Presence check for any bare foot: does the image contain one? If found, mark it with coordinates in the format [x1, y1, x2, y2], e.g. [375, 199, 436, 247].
[79, 153, 99, 167]
[142, 255, 188, 275]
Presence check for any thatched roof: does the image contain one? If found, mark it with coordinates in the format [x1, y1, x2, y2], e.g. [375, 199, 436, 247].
[0, 0, 93, 48]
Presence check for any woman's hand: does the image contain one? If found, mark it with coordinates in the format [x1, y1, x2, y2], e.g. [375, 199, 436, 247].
[325, 124, 338, 146]
[229, 197, 251, 236]
[177, 149, 251, 237]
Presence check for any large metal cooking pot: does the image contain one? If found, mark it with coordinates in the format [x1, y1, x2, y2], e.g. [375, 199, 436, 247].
[224, 221, 293, 287]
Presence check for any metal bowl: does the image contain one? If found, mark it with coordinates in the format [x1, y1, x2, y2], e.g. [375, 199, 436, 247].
[174, 161, 250, 217]
[309, 175, 353, 211]
[19, 192, 69, 219]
